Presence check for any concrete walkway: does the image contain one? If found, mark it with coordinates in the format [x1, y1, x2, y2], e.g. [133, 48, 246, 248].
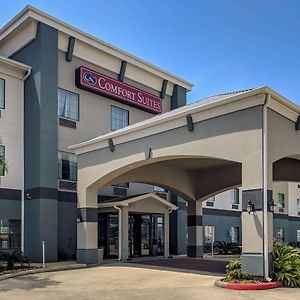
[0, 265, 299, 300]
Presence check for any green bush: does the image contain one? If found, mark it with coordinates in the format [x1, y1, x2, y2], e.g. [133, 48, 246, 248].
[214, 241, 242, 255]
[224, 259, 253, 282]
[271, 241, 300, 287]
[0, 250, 30, 270]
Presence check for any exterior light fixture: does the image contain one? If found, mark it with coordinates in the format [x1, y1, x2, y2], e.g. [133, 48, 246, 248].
[268, 199, 276, 214]
[246, 200, 255, 214]
[76, 216, 83, 224]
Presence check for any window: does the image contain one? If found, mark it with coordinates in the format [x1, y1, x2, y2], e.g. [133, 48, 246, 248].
[206, 196, 215, 207]
[111, 106, 129, 131]
[0, 145, 5, 176]
[0, 79, 4, 109]
[204, 226, 215, 243]
[229, 227, 239, 243]
[297, 199, 300, 215]
[230, 188, 239, 205]
[0, 220, 21, 249]
[153, 186, 167, 193]
[58, 88, 79, 121]
[58, 151, 77, 181]
[278, 193, 285, 209]
[276, 228, 285, 242]
[297, 230, 300, 242]
[113, 183, 129, 188]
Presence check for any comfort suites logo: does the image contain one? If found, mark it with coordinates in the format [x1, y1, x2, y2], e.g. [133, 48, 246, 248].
[83, 72, 97, 85]
[75, 66, 162, 114]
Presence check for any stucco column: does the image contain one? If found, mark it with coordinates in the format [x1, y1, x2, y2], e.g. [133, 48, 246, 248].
[77, 187, 98, 264]
[164, 211, 170, 257]
[241, 189, 273, 276]
[187, 201, 203, 257]
[121, 207, 129, 260]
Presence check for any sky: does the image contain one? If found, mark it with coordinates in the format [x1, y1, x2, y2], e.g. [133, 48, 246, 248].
[1, 1, 300, 104]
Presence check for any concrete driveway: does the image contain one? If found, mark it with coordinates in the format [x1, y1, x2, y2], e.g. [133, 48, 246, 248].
[0, 265, 299, 300]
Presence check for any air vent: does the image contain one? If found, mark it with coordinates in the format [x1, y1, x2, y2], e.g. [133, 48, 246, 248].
[59, 180, 77, 191]
[206, 201, 214, 207]
[113, 187, 127, 196]
[232, 204, 239, 210]
[59, 117, 76, 129]
[155, 192, 167, 200]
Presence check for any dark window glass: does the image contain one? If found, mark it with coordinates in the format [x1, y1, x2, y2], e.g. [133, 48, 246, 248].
[0, 219, 21, 249]
[0, 79, 4, 109]
[0, 145, 5, 176]
[58, 88, 79, 121]
[111, 106, 129, 131]
[58, 151, 77, 181]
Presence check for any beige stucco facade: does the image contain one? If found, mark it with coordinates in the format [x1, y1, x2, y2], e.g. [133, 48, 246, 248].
[71, 86, 300, 277]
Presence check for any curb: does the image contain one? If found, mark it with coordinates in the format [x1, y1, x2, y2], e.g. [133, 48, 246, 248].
[215, 279, 284, 290]
[0, 264, 88, 281]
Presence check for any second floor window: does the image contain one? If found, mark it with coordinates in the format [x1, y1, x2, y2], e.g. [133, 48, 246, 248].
[0, 79, 4, 109]
[58, 88, 79, 121]
[230, 188, 239, 205]
[0, 145, 5, 176]
[111, 106, 129, 131]
[278, 193, 285, 209]
[58, 151, 77, 181]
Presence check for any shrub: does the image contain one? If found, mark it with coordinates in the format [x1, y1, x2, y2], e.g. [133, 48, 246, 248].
[271, 241, 300, 287]
[0, 250, 30, 270]
[214, 241, 242, 255]
[224, 259, 253, 282]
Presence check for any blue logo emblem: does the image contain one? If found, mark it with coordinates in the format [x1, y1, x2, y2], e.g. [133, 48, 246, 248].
[83, 72, 97, 85]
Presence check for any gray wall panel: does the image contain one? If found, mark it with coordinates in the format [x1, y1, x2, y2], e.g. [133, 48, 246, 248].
[11, 22, 59, 262]
[58, 201, 77, 258]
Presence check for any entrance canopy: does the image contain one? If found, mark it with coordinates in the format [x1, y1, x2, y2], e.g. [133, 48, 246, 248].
[71, 86, 300, 277]
[98, 193, 178, 211]
[98, 193, 178, 260]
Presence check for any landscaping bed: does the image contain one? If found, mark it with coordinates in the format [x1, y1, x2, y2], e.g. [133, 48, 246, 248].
[215, 279, 283, 290]
[215, 240, 300, 290]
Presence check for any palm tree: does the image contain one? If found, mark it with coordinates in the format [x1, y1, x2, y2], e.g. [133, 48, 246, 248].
[0, 138, 7, 175]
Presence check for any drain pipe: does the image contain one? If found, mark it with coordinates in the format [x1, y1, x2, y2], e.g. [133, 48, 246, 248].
[263, 93, 271, 280]
[21, 67, 32, 253]
[114, 205, 122, 261]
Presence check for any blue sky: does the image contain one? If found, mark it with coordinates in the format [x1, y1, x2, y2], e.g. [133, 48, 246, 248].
[1, 1, 300, 104]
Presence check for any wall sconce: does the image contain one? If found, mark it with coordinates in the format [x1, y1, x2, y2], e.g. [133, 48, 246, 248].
[246, 200, 255, 214]
[268, 199, 276, 214]
[76, 216, 83, 224]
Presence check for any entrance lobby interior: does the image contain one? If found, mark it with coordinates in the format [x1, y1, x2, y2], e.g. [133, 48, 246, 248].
[99, 213, 165, 259]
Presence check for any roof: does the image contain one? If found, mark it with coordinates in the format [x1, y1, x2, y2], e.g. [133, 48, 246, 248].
[0, 5, 193, 90]
[98, 193, 178, 210]
[70, 85, 300, 155]
[0, 54, 31, 77]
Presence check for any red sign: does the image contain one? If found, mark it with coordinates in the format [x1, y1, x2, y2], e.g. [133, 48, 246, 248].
[75, 66, 162, 114]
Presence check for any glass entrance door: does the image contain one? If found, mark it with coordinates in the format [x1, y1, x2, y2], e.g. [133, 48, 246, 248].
[128, 214, 164, 257]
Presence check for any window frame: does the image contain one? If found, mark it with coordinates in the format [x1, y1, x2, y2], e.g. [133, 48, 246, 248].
[57, 150, 78, 182]
[110, 105, 129, 131]
[0, 145, 5, 177]
[0, 219, 21, 249]
[0, 78, 5, 110]
[58, 88, 80, 121]
[278, 193, 285, 209]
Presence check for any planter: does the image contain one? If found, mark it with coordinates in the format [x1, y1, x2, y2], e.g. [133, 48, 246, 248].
[215, 279, 284, 290]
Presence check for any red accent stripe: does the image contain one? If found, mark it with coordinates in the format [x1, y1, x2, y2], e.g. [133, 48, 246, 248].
[226, 281, 283, 290]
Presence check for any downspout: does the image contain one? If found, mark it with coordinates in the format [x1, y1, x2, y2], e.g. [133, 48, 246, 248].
[263, 93, 271, 280]
[114, 205, 122, 261]
[21, 67, 32, 253]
